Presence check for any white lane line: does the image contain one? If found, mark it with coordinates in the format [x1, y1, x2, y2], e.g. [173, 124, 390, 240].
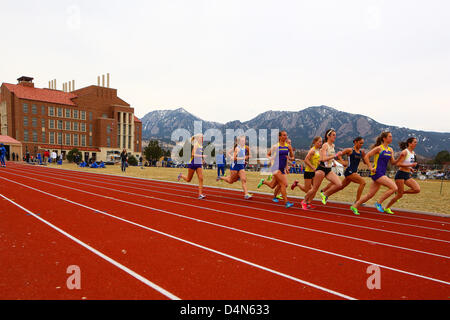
[0, 178, 355, 300]
[5, 168, 449, 259]
[1, 175, 449, 287]
[5, 168, 450, 245]
[0, 193, 180, 300]
[24, 163, 450, 222]
[30, 166, 450, 234]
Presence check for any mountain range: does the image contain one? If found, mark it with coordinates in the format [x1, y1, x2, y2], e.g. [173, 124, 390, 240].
[139, 106, 449, 158]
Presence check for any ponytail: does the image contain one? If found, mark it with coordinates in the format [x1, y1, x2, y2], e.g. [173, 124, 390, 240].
[371, 131, 390, 150]
[399, 137, 416, 150]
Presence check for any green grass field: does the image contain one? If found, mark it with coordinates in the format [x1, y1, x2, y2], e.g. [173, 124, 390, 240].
[51, 163, 449, 215]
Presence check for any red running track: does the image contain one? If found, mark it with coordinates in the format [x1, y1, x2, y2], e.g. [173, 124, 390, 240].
[0, 162, 449, 300]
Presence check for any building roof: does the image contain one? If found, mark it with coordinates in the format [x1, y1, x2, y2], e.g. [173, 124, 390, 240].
[134, 116, 141, 123]
[2, 83, 77, 106]
[0, 135, 22, 145]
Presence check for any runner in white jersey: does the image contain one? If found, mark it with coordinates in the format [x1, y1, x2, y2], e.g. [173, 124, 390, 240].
[384, 137, 420, 214]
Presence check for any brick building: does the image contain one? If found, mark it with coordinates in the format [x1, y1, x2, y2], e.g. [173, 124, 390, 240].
[0, 76, 142, 162]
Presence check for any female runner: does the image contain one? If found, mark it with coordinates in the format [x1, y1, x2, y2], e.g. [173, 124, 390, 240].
[290, 136, 322, 209]
[178, 134, 206, 199]
[301, 129, 343, 210]
[320, 137, 369, 203]
[217, 135, 253, 199]
[350, 132, 399, 215]
[257, 130, 295, 208]
[384, 137, 420, 214]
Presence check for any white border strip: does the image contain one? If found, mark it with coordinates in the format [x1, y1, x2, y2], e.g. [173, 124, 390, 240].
[0, 193, 181, 300]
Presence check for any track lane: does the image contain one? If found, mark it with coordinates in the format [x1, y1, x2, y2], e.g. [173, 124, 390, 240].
[1, 170, 448, 298]
[0, 175, 351, 300]
[5, 167, 450, 258]
[0, 193, 175, 300]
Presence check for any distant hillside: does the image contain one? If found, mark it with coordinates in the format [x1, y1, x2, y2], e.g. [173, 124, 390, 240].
[140, 106, 450, 158]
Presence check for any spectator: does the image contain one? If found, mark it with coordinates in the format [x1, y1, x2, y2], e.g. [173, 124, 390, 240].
[120, 149, 128, 172]
[44, 150, 50, 164]
[12, 152, 16, 162]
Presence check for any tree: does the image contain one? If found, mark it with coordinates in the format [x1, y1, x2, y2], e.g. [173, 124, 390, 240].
[127, 155, 138, 166]
[144, 140, 164, 162]
[433, 150, 450, 164]
[67, 148, 82, 163]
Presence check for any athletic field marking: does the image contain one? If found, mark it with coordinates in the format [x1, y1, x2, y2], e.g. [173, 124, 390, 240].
[1, 175, 449, 287]
[37, 167, 450, 233]
[6, 168, 450, 245]
[0, 178, 356, 300]
[0, 193, 180, 300]
[25, 163, 450, 221]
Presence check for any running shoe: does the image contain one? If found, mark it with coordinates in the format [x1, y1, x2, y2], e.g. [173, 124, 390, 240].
[177, 173, 182, 181]
[320, 192, 328, 205]
[350, 206, 360, 216]
[384, 208, 395, 215]
[245, 194, 253, 200]
[300, 201, 308, 210]
[216, 176, 221, 182]
[272, 198, 279, 203]
[257, 178, 265, 189]
[198, 194, 206, 200]
[285, 202, 294, 208]
[290, 180, 299, 190]
[375, 202, 384, 213]
[276, 194, 283, 200]
[267, 174, 273, 181]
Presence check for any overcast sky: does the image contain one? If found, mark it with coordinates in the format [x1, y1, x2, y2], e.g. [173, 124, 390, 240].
[1, 0, 449, 132]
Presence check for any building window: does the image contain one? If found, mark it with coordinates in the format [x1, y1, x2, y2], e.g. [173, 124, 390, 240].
[32, 131, 38, 143]
[23, 103, 28, 113]
[42, 132, 46, 143]
[65, 121, 71, 131]
[81, 111, 86, 120]
[81, 135, 86, 147]
[128, 136, 131, 149]
[89, 112, 93, 121]
[73, 110, 79, 119]
[32, 118, 37, 127]
[89, 136, 93, 146]
[41, 119, 46, 128]
[32, 104, 37, 114]
[57, 120, 63, 130]
[81, 123, 86, 132]
[107, 125, 111, 134]
[73, 134, 79, 146]
[89, 124, 93, 133]
[65, 134, 71, 145]
[49, 106, 55, 116]
[41, 105, 46, 115]
[57, 132, 62, 145]
[49, 132, 55, 144]
[73, 122, 79, 131]
[107, 137, 111, 148]
[65, 109, 71, 118]
[57, 108, 62, 117]
[23, 116, 28, 127]
[102, 114, 108, 118]
[24, 130, 29, 142]
[49, 119, 55, 129]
